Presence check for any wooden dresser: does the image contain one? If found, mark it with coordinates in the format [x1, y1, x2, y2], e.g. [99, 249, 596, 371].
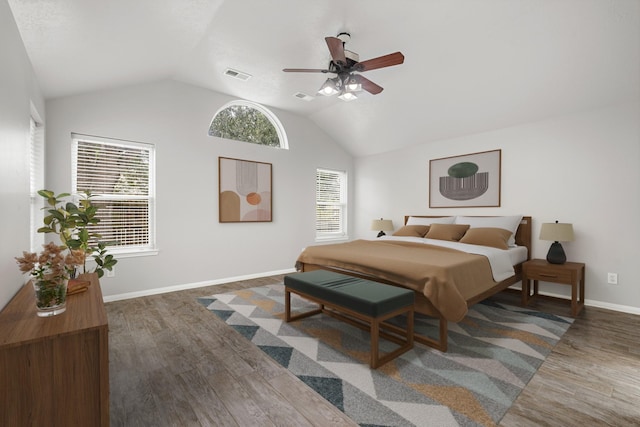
[0, 274, 109, 426]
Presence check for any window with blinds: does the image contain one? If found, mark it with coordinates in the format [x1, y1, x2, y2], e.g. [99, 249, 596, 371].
[72, 134, 155, 253]
[29, 117, 45, 252]
[316, 168, 347, 240]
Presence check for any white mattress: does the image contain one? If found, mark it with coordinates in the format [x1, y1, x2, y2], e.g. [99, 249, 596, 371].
[378, 236, 528, 282]
[507, 245, 528, 265]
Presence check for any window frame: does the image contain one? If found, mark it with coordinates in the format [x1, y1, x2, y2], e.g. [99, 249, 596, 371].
[208, 100, 289, 149]
[71, 133, 157, 258]
[29, 116, 45, 252]
[315, 168, 348, 241]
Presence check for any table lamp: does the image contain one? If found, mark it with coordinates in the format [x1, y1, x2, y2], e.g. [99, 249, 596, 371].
[539, 221, 574, 264]
[371, 218, 394, 238]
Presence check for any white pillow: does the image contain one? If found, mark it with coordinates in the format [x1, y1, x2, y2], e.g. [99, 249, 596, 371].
[406, 216, 456, 226]
[454, 215, 523, 247]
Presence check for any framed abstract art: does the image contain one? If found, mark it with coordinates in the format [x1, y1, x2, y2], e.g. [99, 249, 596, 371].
[429, 149, 501, 208]
[219, 157, 272, 222]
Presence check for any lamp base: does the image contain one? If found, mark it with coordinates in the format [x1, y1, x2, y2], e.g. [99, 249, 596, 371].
[377, 231, 386, 238]
[546, 241, 567, 264]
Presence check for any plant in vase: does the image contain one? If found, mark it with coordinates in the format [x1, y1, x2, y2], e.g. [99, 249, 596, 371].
[37, 190, 118, 279]
[15, 242, 86, 316]
[15, 189, 118, 315]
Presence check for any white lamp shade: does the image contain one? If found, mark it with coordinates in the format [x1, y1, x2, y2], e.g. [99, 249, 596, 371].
[371, 219, 394, 232]
[539, 222, 574, 242]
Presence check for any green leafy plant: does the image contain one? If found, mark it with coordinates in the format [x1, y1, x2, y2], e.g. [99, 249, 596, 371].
[37, 189, 118, 278]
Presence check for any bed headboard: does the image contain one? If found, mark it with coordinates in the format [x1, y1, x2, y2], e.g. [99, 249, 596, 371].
[404, 215, 532, 259]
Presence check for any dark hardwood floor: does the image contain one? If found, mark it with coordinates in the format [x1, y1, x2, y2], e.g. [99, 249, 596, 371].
[107, 275, 640, 426]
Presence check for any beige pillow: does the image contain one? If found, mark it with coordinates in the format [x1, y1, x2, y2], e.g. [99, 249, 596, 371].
[425, 223, 470, 241]
[459, 227, 513, 250]
[392, 225, 430, 237]
[455, 215, 522, 247]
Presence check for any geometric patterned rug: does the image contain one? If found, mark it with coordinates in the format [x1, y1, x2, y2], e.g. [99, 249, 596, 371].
[198, 283, 573, 427]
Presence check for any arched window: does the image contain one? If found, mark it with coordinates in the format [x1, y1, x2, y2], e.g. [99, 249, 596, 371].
[208, 100, 288, 149]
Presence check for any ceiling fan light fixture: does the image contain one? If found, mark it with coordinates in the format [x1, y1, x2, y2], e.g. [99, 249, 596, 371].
[345, 74, 361, 92]
[338, 91, 358, 101]
[318, 77, 341, 96]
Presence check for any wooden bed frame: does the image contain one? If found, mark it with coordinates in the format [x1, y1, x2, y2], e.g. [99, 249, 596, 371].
[298, 215, 532, 352]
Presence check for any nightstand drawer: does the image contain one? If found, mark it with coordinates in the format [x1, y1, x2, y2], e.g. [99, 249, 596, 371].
[523, 265, 574, 284]
[521, 259, 585, 317]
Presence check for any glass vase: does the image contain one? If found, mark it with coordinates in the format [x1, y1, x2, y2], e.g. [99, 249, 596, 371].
[33, 279, 68, 317]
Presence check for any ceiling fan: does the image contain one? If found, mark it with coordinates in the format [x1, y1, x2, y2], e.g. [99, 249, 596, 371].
[283, 33, 405, 101]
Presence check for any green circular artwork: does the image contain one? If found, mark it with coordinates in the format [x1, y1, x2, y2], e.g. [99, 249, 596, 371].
[448, 162, 479, 178]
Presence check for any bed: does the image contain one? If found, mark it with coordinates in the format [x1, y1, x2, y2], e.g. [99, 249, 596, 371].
[295, 215, 532, 352]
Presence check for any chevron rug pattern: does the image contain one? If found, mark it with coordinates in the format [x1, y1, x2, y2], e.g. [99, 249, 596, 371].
[198, 283, 572, 427]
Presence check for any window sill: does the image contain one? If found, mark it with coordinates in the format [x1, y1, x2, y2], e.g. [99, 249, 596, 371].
[314, 236, 349, 244]
[105, 248, 159, 259]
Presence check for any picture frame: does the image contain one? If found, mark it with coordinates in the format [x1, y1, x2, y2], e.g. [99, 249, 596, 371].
[219, 156, 272, 222]
[429, 149, 501, 208]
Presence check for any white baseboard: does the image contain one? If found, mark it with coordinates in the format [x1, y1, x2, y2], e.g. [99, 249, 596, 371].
[580, 299, 640, 315]
[103, 268, 297, 303]
[507, 285, 640, 316]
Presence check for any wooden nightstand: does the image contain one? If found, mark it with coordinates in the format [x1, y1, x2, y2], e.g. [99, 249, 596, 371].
[522, 259, 585, 317]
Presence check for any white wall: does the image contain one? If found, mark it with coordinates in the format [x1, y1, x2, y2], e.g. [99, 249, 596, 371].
[0, 1, 45, 310]
[354, 101, 640, 312]
[45, 79, 353, 298]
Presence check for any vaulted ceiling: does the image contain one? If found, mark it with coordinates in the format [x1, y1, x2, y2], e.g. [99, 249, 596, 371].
[8, 0, 639, 157]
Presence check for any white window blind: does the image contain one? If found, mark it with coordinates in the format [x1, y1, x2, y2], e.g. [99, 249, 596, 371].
[72, 134, 155, 253]
[29, 117, 45, 252]
[316, 168, 347, 239]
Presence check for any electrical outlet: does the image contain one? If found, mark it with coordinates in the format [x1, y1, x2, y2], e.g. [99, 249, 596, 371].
[607, 272, 618, 285]
[106, 267, 115, 278]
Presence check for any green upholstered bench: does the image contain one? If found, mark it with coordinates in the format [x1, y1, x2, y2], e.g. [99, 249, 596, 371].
[284, 270, 415, 369]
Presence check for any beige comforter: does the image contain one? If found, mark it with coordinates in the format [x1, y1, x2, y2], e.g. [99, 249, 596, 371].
[296, 239, 498, 322]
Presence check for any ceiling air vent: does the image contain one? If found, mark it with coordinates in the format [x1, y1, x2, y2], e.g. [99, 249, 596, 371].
[224, 68, 252, 81]
[294, 92, 314, 101]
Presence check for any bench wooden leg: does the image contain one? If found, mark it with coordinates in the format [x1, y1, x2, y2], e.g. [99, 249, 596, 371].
[380, 314, 447, 353]
[285, 289, 291, 321]
[370, 318, 380, 368]
[285, 288, 323, 322]
[371, 306, 414, 369]
[407, 309, 414, 348]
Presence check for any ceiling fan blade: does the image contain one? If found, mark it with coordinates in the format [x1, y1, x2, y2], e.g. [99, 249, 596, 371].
[282, 68, 331, 73]
[325, 37, 347, 65]
[354, 75, 384, 95]
[355, 52, 405, 72]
